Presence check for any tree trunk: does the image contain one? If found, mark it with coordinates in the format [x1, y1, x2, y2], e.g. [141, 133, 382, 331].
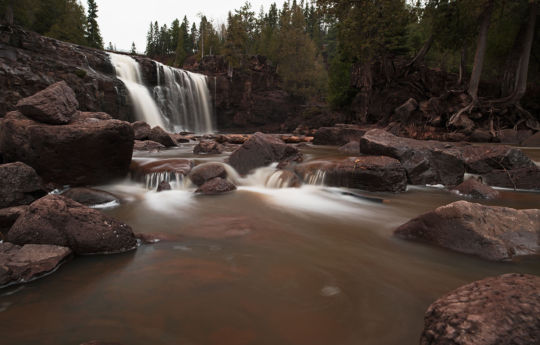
[4, 4, 13, 25]
[510, 1, 537, 102]
[458, 45, 467, 85]
[407, 34, 434, 68]
[500, 11, 529, 97]
[467, 0, 495, 101]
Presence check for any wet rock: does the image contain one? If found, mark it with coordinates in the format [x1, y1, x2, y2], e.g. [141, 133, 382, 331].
[338, 141, 361, 155]
[195, 177, 236, 195]
[7, 195, 137, 255]
[469, 129, 493, 142]
[482, 167, 540, 190]
[0, 206, 28, 235]
[360, 129, 465, 186]
[130, 159, 193, 182]
[215, 134, 250, 144]
[0, 162, 45, 208]
[156, 181, 171, 192]
[496, 128, 528, 145]
[421, 273, 540, 345]
[133, 140, 165, 152]
[395, 200, 540, 261]
[228, 132, 302, 175]
[189, 163, 227, 186]
[394, 98, 418, 122]
[15, 81, 78, 125]
[521, 131, 540, 147]
[193, 140, 223, 154]
[0, 242, 72, 287]
[458, 145, 536, 174]
[313, 125, 366, 146]
[266, 170, 302, 188]
[296, 156, 407, 192]
[451, 178, 499, 199]
[148, 126, 176, 147]
[0, 111, 134, 186]
[135, 232, 183, 244]
[131, 121, 152, 140]
[61, 187, 119, 207]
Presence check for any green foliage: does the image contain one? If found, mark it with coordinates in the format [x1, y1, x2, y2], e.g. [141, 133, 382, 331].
[328, 52, 356, 108]
[85, 0, 103, 49]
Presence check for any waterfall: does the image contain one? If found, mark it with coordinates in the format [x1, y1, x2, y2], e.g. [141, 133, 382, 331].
[108, 53, 166, 128]
[154, 62, 215, 134]
[109, 53, 215, 133]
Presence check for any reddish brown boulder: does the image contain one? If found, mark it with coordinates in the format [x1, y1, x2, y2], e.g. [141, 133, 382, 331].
[133, 140, 165, 152]
[156, 181, 171, 192]
[338, 141, 361, 155]
[0, 162, 45, 208]
[228, 132, 302, 175]
[148, 126, 176, 147]
[195, 177, 236, 195]
[360, 129, 465, 186]
[61, 187, 119, 207]
[0, 206, 28, 235]
[131, 121, 152, 140]
[313, 125, 366, 146]
[482, 167, 540, 190]
[193, 140, 223, 154]
[7, 195, 137, 255]
[395, 200, 540, 261]
[458, 145, 535, 174]
[295, 156, 407, 192]
[130, 158, 193, 183]
[0, 242, 72, 287]
[15, 81, 78, 125]
[188, 163, 227, 186]
[0, 111, 134, 186]
[451, 178, 499, 199]
[421, 273, 540, 345]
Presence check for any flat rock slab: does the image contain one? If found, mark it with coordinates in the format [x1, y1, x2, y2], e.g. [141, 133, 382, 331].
[0, 242, 72, 287]
[7, 195, 137, 255]
[395, 200, 540, 261]
[421, 273, 540, 345]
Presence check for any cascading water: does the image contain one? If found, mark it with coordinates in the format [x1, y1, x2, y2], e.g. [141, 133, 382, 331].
[108, 53, 166, 128]
[154, 62, 215, 134]
[109, 53, 215, 133]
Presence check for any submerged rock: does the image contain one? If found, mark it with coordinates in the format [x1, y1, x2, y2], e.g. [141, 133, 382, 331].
[421, 273, 540, 345]
[195, 177, 236, 195]
[0, 242, 72, 287]
[61, 187, 119, 207]
[395, 200, 540, 261]
[0, 162, 45, 208]
[360, 129, 465, 186]
[228, 132, 302, 175]
[295, 156, 407, 192]
[16, 81, 78, 125]
[133, 140, 165, 152]
[7, 195, 137, 255]
[451, 178, 499, 199]
[482, 167, 540, 190]
[193, 140, 223, 154]
[313, 125, 366, 146]
[188, 163, 227, 186]
[0, 111, 134, 186]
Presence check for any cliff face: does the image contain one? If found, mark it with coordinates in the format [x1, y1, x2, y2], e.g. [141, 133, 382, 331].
[0, 24, 134, 121]
[184, 55, 302, 132]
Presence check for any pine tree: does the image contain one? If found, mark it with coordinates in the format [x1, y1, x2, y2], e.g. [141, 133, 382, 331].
[45, 0, 87, 46]
[130, 42, 137, 54]
[85, 0, 103, 49]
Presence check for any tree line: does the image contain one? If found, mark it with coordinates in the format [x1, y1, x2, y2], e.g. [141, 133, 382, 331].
[1, 0, 104, 49]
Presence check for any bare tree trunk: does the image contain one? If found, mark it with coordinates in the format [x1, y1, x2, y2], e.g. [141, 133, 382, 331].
[500, 13, 528, 97]
[510, 1, 537, 102]
[5, 4, 14, 25]
[467, 0, 495, 101]
[458, 45, 467, 85]
[352, 61, 373, 123]
[407, 34, 434, 68]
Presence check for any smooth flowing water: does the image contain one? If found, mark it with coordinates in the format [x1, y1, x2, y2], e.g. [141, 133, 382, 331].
[1, 144, 539, 345]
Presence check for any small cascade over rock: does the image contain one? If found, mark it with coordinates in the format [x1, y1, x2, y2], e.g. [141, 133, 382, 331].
[154, 62, 215, 133]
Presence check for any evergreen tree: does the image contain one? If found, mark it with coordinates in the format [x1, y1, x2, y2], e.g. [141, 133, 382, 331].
[85, 0, 103, 49]
[130, 42, 137, 54]
[46, 0, 87, 46]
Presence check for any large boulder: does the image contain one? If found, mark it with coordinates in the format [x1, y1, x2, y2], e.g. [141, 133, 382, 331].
[131, 121, 152, 140]
[360, 129, 465, 186]
[458, 145, 536, 174]
[394, 200, 540, 261]
[7, 195, 137, 255]
[482, 167, 540, 190]
[228, 132, 302, 175]
[451, 178, 500, 199]
[0, 162, 45, 208]
[421, 273, 540, 345]
[195, 177, 236, 195]
[188, 163, 228, 186]
[313, 125, 366, 146]
[15, 81, 78, 125]
[0, 206, 28, 235]
[61, 187, 119, 207]
[148, 126, 176, 147]
[0, 242, 72, 287]
[0, 111, 134, 186]
[295, 156, 407, 192]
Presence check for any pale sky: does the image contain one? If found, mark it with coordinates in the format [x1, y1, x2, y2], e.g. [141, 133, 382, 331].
[93, 0, 282, 53]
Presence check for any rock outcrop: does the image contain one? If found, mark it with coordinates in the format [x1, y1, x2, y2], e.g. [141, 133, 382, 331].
[421, 273, 540, 345]
[228, 132, 302, 175]
[0, 242, 72, 287]
[7, 195, 137, 255]
[395, 200, 540, 261]
[0, 162, 45, 208]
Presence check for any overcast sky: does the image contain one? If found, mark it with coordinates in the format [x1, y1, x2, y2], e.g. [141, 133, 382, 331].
[94, 0, 281, 52]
